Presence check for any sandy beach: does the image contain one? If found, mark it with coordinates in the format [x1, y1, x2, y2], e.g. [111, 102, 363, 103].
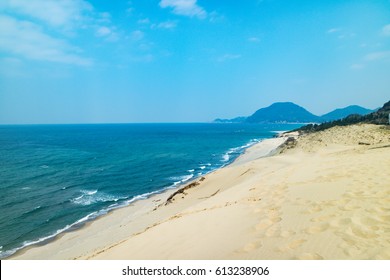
[10, 124, 390, 260]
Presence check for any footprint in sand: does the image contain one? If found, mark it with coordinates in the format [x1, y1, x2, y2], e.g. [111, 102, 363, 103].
[289, 239, 307, 249]
[267, 211, 281, 220]
[330, 217, 351, 228]
[304, 223, 329, 234]
[354, 216, 380, 227]
[342, 245, 364, 257]
[311, 213, 339, 222]
[367, 207, 390, 214]
[242, 240, 263, 252]
[350, 224, 379, 239]
[338, 202, 359, 211]
[280, 230, 296, 238]
[380, 215, 390, 223]
[296, 253, 324, 260]
[265, 226, 281, 237]
[255, 219, 274, 231]
[277, 239, 306, 252]
[270, 216, 282, 223]
[302, 203, 323, 214]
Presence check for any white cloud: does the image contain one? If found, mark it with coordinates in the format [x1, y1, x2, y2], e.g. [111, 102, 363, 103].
[96, 26, 111, 37]
[1, 0, 93, 30]
[159, 0, 206, 19]
[138, 18, 151, 25]
[140, 18, 177, 30]
[96, 26, 118, 42]
[382, 24, 390, 36]
[97, 12, 111, 23]
[131, 30, 144, 41]
[248, 37, 260, 43]
[0, 15, 92, 66]
[217, 54, 241, 62]
[350, 64, 365, 70]
[327, 28, 355, 40]
[126, 7, 133, 14]
[208, 11, 224, 23]
[156, 21, 177, 29]
[327, 28, 341, 33]
[364, 51, 390, 61]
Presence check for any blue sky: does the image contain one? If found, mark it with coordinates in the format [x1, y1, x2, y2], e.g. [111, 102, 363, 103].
[0, 0, 389, 124]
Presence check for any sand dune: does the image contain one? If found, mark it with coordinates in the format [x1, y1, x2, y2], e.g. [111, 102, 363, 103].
[11, 124, 390, 260]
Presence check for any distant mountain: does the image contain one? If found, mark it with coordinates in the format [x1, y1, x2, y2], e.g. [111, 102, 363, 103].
[245, 102, 321, 123]
[321, 105, 374, 121]
[214, 116, 247, 123]
[213, 102, 377, 124]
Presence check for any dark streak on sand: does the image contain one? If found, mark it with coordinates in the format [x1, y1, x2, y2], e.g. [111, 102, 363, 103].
[165, 177, 206, 205]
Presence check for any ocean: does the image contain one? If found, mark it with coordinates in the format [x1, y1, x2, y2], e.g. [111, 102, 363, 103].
[0, 123, 302, 258]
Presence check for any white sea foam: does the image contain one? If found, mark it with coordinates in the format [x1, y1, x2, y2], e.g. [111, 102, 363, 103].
[199, 165, 206, 170]
[40, 165, 49, 169]
[169, 174, 194, 184]
[0, 211, 100, 259]
[222, 154, 230, 162]
[71, 189, 122, 206]
[124, 188, 170, 205]
[221, 139, 262, 163]
[188, 169, 195, 173]
[81, 189, 97, 195]
[1, 183, 176, 259]
[180, 174, 194, 182]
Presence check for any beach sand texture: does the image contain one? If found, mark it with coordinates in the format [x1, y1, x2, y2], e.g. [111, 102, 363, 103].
[11, 124, 390, 260]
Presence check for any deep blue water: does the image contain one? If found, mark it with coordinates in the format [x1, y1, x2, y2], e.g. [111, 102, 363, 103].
[0, 123, 302, 258]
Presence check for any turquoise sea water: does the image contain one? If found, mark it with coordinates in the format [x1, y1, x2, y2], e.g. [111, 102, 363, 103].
[0, 123, 302, 258]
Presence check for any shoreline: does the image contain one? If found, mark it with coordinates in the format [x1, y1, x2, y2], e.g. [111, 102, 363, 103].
[9, 124, 390, 259]
[8, 135, 286, 260]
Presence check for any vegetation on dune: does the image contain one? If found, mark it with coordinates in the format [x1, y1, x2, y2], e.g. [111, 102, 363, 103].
[297, 100, 390, 133]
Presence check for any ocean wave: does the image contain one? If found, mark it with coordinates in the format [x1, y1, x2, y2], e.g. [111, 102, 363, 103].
[20, 205, 44, 218]
[169, 174, 194, 186]
[0, 211, 100, 259]
[70, 189, 124, 206]
[81, 189, 97, 195]
[271, 130, 287, 134]
[221, 138, 262, 163]
[0, 186, 177, 259]
[0, 137, 262, 259]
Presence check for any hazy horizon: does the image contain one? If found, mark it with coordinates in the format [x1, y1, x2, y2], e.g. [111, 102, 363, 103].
[1, 1, 389, 124]
[0, 100, 384, 126]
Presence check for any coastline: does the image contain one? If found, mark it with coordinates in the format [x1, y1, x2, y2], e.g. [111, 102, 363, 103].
[8, 135, 285, 260]
[10, 124, 390, 259]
